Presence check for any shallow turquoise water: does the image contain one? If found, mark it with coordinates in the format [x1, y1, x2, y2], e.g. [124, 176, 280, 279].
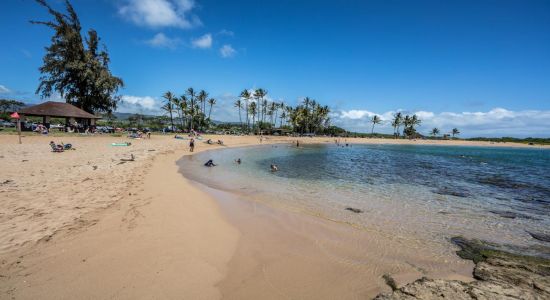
[179, 143, 550, 252]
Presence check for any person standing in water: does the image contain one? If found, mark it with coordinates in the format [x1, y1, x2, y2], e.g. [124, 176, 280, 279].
[189, 138, 195, 152]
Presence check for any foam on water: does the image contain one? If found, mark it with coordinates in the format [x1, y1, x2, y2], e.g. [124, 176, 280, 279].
[179, 143, 550, 255]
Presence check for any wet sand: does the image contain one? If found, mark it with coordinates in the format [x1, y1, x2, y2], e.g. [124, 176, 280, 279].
[195, 183, 474, 299]
[0, 133, 545, 299]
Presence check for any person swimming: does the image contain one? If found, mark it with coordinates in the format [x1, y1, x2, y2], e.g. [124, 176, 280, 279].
[204, 159, 216, 167]
[270, 164, 278, 172]
[235, 158, 242, 164]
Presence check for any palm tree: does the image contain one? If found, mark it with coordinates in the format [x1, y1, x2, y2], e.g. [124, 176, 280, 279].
[162, 91, 175, 131]
[452, 128, 460, 138]
[179, 95, 188, 129]
[280, 111, 286, 127]
[262, 99, 267, 126]
[268, 102, 277, 126]
[207, 98, 216, 120]
[186, 88, 197, 131]
[303, 97, 312, 133]
[249, 101, 257, 132]
[411, 114, 421, 129]
[431, 127, 440, 138]
[197, 90, 208, 130]
[285, 106, 293, 126]
[253, 89, 267, 133]
[234, 99, 243, 129]
[370, 115, 382, 134]
[240, 89, 251, 131]
[391, 112, 403, 138]
[278, 102, 285, 127]
[172, 96, 182, 131]
[403, 114, 421, 138]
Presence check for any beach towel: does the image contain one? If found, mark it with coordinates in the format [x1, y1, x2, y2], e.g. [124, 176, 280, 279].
[111, 142, 131, 146]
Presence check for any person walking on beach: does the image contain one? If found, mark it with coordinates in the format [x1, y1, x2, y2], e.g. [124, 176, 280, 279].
[189, 138, 195, 152]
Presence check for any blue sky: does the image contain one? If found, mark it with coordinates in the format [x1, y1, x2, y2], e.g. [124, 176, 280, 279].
[1, 0, 550, 137]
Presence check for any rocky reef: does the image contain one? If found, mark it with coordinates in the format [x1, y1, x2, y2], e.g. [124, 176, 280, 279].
[374, 237, 550, 299]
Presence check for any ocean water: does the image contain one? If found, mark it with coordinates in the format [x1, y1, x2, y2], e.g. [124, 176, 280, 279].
[179, 143, 550, 254]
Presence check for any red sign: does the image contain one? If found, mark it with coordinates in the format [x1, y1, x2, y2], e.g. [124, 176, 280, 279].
[10, 112, 20, 119]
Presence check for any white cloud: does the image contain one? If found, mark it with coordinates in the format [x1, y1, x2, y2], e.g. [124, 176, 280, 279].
[145, 33, 181, 48]
[220, 44, 236, 58]
[334, 107, 550, 138]
[218, 29, 234, 36]
[0, 85, 11, 94]
[191, 33, 212, 48]
[118, 0, 201, 29]
[340, 110, 375, 119]
[118, 95, 160, 114]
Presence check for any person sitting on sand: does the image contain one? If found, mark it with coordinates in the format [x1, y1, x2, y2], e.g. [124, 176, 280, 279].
[204, 159, 216, 167]
[217, 140, 224, 145]
[49, 141, 64, 152]
[206, 139, 213, 144]
[270, 164, 278, 172]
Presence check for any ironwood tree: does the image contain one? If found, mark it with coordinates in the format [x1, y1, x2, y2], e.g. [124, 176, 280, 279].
[32, 0, 123, 114]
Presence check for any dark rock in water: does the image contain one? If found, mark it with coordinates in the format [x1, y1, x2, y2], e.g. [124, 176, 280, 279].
[382, 274, 398, 291]
[478, 175, 529, 189]
[374, 237, 550, 299]
[433, 187, 469, 198]
[489, 210, 540, 220]
[527, 231, 550, 243]
[345, 207, 363, 213]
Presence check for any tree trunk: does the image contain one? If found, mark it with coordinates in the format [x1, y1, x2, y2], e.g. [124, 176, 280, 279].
[169, 110, 174, 132]
[238, 107, 242, 130]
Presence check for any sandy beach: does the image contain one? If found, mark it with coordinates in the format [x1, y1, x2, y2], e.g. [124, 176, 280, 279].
[0, 133, 547, 299]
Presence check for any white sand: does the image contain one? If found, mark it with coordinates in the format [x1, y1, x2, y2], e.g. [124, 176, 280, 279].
[0, 133, 543, 299]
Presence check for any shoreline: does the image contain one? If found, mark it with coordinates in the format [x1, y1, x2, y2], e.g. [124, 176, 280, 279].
[0, 134, 546, 299]
[185, 175, 474, 298]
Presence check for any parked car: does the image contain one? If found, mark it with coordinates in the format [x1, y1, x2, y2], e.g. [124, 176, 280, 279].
[1, 121, 15, 127]
[96, 126, 114, 133]
[50, 124, 64, 130]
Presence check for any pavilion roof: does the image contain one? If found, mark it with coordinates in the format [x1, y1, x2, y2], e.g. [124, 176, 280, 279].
[19, 101, 101, 119]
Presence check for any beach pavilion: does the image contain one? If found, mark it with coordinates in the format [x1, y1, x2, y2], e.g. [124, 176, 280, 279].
[18, 101, 101, 128]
